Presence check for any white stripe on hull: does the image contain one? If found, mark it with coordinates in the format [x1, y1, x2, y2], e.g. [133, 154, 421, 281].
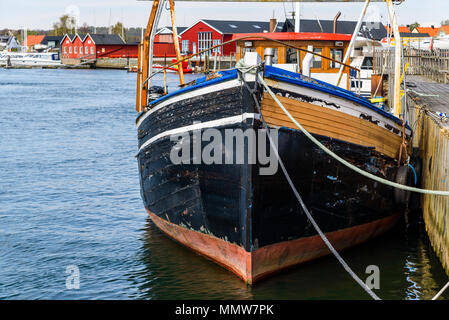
[136, 78, 242, 128]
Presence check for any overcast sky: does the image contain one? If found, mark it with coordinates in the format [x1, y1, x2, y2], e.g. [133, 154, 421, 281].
[0, 0, 448, 30]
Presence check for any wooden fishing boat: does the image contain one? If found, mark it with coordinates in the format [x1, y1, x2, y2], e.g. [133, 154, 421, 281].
[135, 0, 412, 284]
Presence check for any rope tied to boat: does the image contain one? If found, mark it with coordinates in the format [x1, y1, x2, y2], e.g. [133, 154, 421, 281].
[254, 72, 449, 196]
[238, 66, 382, 300]
[237, 64, 449, 299]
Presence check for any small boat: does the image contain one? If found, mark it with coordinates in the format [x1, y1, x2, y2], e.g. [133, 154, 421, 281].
[135, 0, 412, 284]
[0, 51, 62, 67]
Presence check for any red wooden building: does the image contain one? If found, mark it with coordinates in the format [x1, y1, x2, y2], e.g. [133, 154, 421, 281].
[179, 20, 281, 56]
[62, 33, 138, 59]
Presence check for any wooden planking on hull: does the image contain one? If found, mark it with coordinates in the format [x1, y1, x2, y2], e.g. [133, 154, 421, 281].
[260, 92, 403, 160]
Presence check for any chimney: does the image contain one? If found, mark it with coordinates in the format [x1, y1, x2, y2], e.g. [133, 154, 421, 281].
[431, 25, 435, 29]
[270, 18, 277, 33]
[333, 11, 341, 33]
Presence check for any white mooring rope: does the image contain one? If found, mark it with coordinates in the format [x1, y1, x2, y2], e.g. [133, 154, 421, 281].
[239, 69, 449, 300]
[240, 73, 382, 300]
[256, 73, 449, 196]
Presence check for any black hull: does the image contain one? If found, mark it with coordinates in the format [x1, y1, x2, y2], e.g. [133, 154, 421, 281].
[137, 81, 402, 256]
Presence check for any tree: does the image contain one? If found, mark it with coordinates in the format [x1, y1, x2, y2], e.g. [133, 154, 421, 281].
[409, 22, 420, 32]
[79, 23, 90, 34]
[52, 14, 76, 36]
[111, 22, 126, 41]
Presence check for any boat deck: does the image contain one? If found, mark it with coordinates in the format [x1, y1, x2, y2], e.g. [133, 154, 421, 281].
[407, 75, 449, 128]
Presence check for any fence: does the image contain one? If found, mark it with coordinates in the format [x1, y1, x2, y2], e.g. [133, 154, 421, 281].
[374, 47, 449, 84]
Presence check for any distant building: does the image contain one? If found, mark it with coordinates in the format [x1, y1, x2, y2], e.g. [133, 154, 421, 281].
[40, 35, 65, 49]
[24, 35, 45, 51]
[61, 33, 137, 60]
[282, 19, 387, 41]
[179, 20, 283, 56]
[414, 26, 440, 38]
[0, 35, 21, 51]
[385, 25, 411, 34]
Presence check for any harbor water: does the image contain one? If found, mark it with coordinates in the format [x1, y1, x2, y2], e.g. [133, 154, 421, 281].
[0, 68, 448, 300]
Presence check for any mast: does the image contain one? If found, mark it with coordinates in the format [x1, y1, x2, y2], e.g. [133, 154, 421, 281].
[169, 0, 185, 86]
[136, 0, 164, 112]
[335, 0, 370, 88]
[386, 0, 403, 117]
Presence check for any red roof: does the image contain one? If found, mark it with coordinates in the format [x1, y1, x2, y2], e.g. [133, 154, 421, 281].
[25, 35, 45, 47]
[416, 27, 440, 37]
[385, 26, 410, 33]
[231, 32, 352, 42]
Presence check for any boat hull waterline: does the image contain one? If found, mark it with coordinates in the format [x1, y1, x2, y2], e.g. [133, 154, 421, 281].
[136, 66, 411, 284]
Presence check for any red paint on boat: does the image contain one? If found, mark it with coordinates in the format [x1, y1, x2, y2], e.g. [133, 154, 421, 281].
[146, 209, 400, 284]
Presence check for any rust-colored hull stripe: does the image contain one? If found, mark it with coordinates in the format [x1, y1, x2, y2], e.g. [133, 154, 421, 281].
[147, 209, 399, 284]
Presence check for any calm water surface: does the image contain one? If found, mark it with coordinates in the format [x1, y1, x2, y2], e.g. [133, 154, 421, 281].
[0, 68, 448, 300]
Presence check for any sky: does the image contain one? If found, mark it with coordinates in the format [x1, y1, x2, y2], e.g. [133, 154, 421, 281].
[0, 0, 448, 30]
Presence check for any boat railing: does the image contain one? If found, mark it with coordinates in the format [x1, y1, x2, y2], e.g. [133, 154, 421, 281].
[140, 35, 361, 96]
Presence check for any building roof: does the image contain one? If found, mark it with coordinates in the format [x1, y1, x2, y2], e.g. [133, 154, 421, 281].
[86, 34, 125, 45]
[156, 26, 187, 35]
[25, 35, 45, 47]
[385, 25, 410, 33]
[232, 32, 351, 42]
[283, 19, 387, 41]
[415, 26, 440, 37]
[400, 32, 430, 38]
[181, 20, 284, 35]
[41, 35, 65, 45]
[0, 35, 14, 44]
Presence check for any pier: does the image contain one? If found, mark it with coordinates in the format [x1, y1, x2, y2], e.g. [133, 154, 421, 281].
[406, 76, 449, 276]
[375, 46, 449, 277]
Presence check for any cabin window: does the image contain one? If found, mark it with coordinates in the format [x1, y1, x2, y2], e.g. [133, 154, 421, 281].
[361, 57, 373, 69]
[312, 48, 322, 69]
[330, 48, 343, 68]
[198, 32, 212, 56]
[213, 40, 221, 54]
[182, 40, 189, 53]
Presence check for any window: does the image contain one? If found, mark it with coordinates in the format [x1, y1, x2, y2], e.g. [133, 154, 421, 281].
[80, 47, 83, 55]
[312, 48, 322, 69]
[198, 32, 212, 56]
[74, 46, 77, 54]
[91, 47, 94, 54]
[85, 47, 89, 55]
[182, 40, 189, 53]
[64, 47, 67, 54]
[213, 39, 221, 54]
[330, 48, 343, 69]
[229, 24, 238, 29]
[361, 57, 373, 69]
[69, 46, 72, 54]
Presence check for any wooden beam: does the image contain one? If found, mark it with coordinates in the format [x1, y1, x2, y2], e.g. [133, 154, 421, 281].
[169, 0, 185, 86]
[140, 0, 161, 111]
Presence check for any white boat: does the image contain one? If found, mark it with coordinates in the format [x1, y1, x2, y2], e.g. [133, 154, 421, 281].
[0, 51, 62, 67]
[349, 36, 383, 98]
